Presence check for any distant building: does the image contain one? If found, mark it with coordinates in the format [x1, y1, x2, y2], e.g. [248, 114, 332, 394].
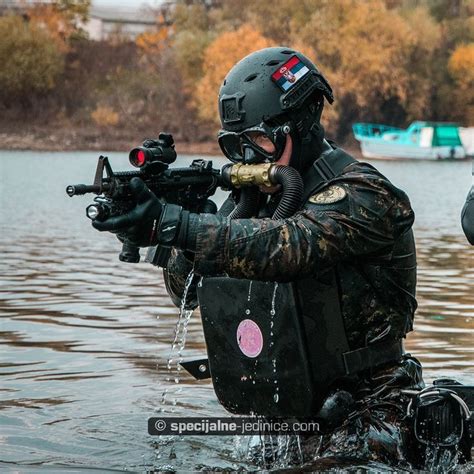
[84, 5, 158, 41]
[0, 0, 46, 14]
[0, 1, 172, 41]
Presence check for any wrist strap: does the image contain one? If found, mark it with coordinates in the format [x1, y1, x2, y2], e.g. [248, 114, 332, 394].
[157, 204, 183, 245]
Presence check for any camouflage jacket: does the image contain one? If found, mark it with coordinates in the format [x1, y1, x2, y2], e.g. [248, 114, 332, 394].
[164, 152, 417, 349]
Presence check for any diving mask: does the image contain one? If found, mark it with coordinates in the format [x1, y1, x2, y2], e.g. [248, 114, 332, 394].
[218, 122, 291, 164]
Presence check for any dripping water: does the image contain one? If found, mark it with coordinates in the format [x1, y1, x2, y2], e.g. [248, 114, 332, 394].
[270, 283, 278, 403]
[161, 270, 195, 408]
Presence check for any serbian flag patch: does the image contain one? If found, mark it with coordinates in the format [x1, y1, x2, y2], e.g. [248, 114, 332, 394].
[271, 55, 310, 91]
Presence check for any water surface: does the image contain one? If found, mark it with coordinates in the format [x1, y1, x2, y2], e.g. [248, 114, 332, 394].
[0, 151, 472, 471]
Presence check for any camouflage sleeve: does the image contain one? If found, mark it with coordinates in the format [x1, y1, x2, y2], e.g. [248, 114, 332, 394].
[192, 164, 415, 281]
[163, 248, 198, 309]
[162, 194, 236, 308]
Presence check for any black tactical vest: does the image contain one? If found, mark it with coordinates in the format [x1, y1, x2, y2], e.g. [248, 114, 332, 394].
[195, 148, 408, 417]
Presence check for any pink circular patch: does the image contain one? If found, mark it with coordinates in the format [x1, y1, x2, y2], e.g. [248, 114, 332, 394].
[236, 319, 263, 358]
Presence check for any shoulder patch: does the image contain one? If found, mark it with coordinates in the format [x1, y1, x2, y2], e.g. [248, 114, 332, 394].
[308, 185, 347, 204]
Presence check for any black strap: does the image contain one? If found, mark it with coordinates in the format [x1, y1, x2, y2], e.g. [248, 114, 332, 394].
[303, 146, 357, 202]
[342, 339, 404, 375]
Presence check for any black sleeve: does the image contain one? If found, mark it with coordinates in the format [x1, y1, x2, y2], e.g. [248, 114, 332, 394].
[461, 186, 474, 245]
[162, 194, 235, 308]
[163, 249, 199, 310]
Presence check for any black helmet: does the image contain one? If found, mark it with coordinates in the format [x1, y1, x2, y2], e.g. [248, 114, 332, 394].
[218, 47, 333, 169]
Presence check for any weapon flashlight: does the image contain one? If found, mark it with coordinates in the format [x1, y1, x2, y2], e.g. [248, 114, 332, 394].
[86, 204, 101, 220]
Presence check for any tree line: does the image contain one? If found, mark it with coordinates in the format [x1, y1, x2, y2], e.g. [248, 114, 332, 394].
[1, 0, 472, 144]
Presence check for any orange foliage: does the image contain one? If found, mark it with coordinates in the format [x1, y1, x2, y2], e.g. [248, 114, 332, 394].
[136, 27, 172, 56]
[448, 43, 474, 124]
[449, 43, 474, 88]
[28, 5, 73, 52]
[194, 25, 270, 124]
[301, 0, 414, 103]
[292, 0, 431, 132]
[91, 105, 119, 128]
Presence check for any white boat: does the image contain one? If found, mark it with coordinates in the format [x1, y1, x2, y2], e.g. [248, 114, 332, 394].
[459, 127, 474, 157]
[353, 121, 467, 160]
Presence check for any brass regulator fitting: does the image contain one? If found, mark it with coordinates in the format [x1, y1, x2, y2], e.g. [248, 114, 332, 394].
[225, 163, 277, 188]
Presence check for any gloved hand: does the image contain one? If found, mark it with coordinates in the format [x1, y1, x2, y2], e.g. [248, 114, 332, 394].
[92, 177, 163, 247]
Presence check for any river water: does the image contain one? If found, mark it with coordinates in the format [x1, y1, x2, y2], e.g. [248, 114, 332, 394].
[0, 150, 473, 471]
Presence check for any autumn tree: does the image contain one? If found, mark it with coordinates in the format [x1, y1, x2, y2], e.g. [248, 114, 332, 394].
[170, 2, 217, 92]
[296, 1, 417, 135]
[27, 0, 90, 52]
[399, 5, 442, 121]
[448, 43, 474, 124]
[194, 25, 270, 124]
[0, 15, 63, 107]
[136, 28, 171, 57]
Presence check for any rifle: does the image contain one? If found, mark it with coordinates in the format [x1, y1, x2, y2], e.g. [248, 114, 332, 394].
[66, 133, 226, 264]
[67, 132, 301, 264]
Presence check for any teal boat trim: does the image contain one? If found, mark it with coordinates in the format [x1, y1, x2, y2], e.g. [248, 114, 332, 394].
[352, 121, 466, 160]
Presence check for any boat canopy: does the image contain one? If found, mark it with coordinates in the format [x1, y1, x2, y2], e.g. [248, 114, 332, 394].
[431, 123, 463, 147]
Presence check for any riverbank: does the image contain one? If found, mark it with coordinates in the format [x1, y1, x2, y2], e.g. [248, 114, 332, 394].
[2, 125, 361, 156]
[2, 125, 222, 155]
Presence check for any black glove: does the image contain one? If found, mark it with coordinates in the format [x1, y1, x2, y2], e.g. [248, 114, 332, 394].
[92, 177, 163, 247]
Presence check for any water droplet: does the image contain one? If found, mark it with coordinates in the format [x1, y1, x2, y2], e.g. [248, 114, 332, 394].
[274, 394, 279, 403]
[245, 309, 250, 315]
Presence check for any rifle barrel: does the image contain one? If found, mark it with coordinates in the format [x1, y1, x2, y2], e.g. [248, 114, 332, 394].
[66, 184, 101, 196]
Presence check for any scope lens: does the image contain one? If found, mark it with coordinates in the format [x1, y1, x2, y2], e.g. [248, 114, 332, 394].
[86, 205, 100, 220]
[129, 148, 148, 167]
[136, 150, 146, 166]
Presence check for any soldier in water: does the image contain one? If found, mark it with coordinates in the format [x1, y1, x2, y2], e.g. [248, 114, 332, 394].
[91, 47, 472, 469]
